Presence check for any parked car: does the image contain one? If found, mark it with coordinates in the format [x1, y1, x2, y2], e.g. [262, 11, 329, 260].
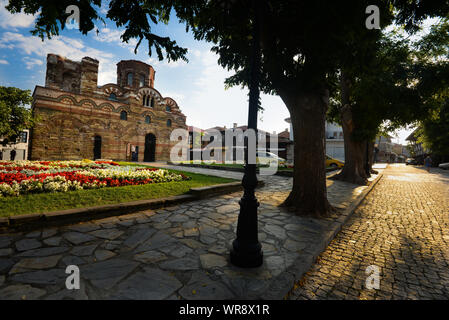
[406, 158, 417, 165]
[438, 162, 449, 170]
[326, 155, 345, 168]
[256, 151, 286, 166]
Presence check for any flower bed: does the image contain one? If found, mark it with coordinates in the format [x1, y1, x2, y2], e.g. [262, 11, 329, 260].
[0, 160, 190, 197]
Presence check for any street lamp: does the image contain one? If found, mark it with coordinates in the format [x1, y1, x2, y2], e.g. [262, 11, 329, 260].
[230, 0, 263, 268]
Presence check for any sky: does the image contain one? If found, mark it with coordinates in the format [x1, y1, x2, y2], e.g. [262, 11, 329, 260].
[0, 1, 416, 144]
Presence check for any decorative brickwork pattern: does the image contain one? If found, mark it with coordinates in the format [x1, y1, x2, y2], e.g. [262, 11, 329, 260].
[30, 54, 186, 161]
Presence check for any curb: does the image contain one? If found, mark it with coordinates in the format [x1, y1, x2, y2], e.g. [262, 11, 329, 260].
[259, 173, 384, 300]
[0, 180, 263, 233]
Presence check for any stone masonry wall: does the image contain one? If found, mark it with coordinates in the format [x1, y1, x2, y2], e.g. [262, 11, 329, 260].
[30, 86, 186, 161]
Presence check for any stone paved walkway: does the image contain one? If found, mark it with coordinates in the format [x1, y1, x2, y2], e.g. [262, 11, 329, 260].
[289, 164, 449, 300]
[0, 166, 381, 300]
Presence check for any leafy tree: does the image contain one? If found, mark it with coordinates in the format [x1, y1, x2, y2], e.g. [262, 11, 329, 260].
[328, 34, 422, 184]
[179, 0, 396, 216]
[0, 86, 35, 146]
[7, 0, 447, 217]
[413, 18, 449, 164]
[418, 99, 449, 163]
[5, 0, 191, 61]
[329, 4, 448, 185]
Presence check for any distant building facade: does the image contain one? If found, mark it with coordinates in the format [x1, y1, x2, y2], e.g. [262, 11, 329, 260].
[285, 118, 345, 162]
[325, 122, 345, 161]
[186, 123, 282, 162]
[0, 130, 30, 160]
[406, 129, 428, 164]
[29, 54, 186, 161]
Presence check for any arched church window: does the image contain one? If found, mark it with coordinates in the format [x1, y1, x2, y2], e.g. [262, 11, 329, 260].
[166, 105, 171, 112]
[151, 97, 155, 108]
[109, 93, 117, 101]
[139, 74, 145, 87]
[127, 73, 133, 86]
[145, 115, 151, 124]
[142, 95, 146, 106]
[120, 110, 128, 121]
[166, 119, 172, 127]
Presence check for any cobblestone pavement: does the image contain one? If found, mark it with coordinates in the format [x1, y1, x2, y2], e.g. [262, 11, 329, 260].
[289, 164, 449, 300]
[0, 166, 380, 300]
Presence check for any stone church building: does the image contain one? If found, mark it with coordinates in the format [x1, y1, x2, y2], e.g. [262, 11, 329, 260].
[29, 54, 187, 161]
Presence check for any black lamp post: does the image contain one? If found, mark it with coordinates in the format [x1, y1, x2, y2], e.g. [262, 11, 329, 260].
[230, 0, 263, 268]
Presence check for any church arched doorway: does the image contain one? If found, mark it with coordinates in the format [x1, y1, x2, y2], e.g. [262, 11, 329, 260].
[144, 133, 156, 162]
[93, 135, 102, 160]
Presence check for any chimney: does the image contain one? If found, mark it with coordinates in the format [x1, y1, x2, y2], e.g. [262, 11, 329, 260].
[233, 123, 237, 128]
[286, 128, 289, 132]
[223, 125, 226, 130]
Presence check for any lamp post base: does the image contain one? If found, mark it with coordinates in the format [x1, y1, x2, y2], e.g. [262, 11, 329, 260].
[230, 239, 263, 268]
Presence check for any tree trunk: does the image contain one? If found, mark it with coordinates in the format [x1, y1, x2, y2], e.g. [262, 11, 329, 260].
[367, 140, 378, 174]
[333, 106, 369, 185]
[280, 90, 333, 217]
[332, 71, 369, 185]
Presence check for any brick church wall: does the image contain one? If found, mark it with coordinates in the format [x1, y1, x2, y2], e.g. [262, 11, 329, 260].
[30, 54, 187, 161]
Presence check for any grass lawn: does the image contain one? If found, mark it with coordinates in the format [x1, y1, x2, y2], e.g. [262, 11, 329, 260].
[0, 165, 236, 217]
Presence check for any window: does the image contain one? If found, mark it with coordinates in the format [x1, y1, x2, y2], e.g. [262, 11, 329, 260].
[19, 131, 28, 143]
[139, 74, 145, 87]
[166, 119, 172, 127]
[109, 93, 117, 101]
[127, 73, 133, 86]
[120, 110, 128, 120]
[166, 105, 171, 112]
[151, 97, 155, 108]
[145, 115, 151, 124]
[142, 95, 146, 106]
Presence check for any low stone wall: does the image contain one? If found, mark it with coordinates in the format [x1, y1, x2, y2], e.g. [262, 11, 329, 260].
[169, 162, 339, 177]
[0, 181, 258, 233]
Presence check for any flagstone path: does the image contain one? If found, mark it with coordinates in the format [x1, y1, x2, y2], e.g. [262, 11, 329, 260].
[0, 166, 381, 300]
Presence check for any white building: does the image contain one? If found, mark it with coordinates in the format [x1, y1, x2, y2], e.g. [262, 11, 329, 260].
[325, 122, 345, 161]
[0, 130, 30, 160]
[285, 118, 345, 161]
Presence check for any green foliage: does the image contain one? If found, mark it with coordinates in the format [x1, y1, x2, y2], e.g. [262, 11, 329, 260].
[184, 1, 393, 98]
[417, 99, 449, 159]
[411, 18, 449, 160]
[0, 86, 35, 146]
[5, 0, 189, 61]
[391, 0, 449, 33]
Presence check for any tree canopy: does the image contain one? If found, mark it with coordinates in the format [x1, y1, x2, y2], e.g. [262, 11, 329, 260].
[0, 86, 34, 146]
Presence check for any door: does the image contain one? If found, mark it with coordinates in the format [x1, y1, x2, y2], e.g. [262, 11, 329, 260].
[93, 135, 102, 160]
[144, 133, 156, 162]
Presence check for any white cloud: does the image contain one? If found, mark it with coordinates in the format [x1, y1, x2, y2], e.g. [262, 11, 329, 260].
[22, 56, 43, 69]
[93, 27, 140, 54]
[95, 27, 124, 43]
[0, 0, 36, 29]
[0, 31, 117, 85]
[0, 59, 8, 64]
[174, 47, 290, 133]
[146, 57, 187, 69]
